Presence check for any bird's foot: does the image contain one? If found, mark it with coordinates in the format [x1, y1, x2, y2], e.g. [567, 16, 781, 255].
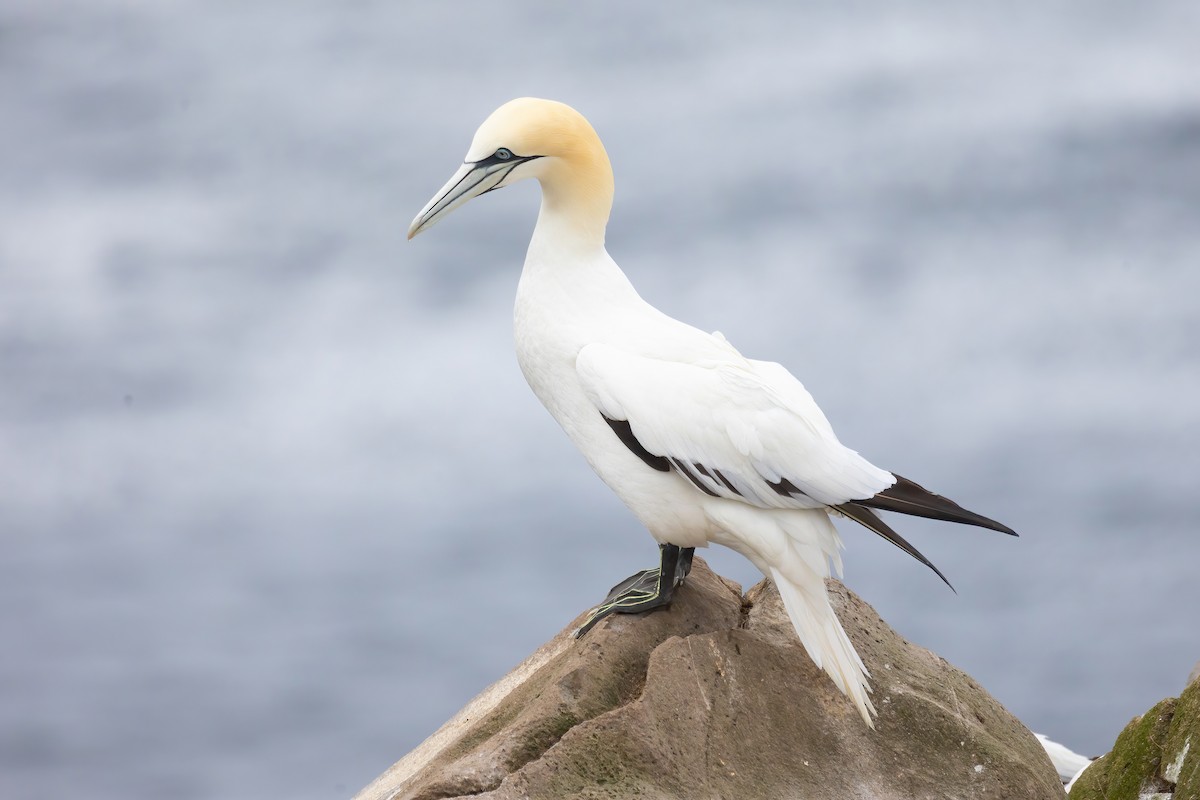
[575, 544, 695, 637]
[600, 567, 661, 605]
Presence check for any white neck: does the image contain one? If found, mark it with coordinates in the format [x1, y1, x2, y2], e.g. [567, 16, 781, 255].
[517, 134, 641, 317]
[520, 185, 641, 318]
[528, 196, 604, 261]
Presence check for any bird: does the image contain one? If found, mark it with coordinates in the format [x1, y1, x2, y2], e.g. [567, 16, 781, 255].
[1034, 734, 1094, 786]
[407, 97, 1016, 726]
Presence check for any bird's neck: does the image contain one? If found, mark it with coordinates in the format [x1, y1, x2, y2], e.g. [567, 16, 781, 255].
[521, 182, 639, 317]
[521, 146, 640, 311]
[531, 146, 614, 253]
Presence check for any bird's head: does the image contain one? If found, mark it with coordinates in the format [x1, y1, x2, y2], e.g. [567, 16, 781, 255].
[407, 98, 613, 241]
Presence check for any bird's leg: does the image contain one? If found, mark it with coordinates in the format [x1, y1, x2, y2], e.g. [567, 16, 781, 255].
[674, 546, 695, 585]
[575, 544, 694, 637]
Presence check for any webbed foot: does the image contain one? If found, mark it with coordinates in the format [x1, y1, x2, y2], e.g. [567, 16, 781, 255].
[575, 544, 696, 637]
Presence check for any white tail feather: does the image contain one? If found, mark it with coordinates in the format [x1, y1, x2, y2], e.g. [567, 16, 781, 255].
[708, 505, 876, 726]
[769, 562, 876, 727]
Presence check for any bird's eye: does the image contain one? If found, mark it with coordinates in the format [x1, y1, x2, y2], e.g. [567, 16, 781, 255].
[495, 148, 513, 160]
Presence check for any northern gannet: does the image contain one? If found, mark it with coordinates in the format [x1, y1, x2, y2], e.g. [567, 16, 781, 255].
[407, 98, 1016, 726]
[1035, 734, 1094, 786]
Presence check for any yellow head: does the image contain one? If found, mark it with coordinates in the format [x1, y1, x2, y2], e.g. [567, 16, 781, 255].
[408, 98, 614, 241]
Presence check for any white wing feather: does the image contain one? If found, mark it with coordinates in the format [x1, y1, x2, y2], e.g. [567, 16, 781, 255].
[576, 343, 894, 508]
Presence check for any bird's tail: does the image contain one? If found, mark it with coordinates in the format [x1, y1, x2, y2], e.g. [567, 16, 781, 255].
[711, 505, 875, 726]
[769, 555, 876, 727]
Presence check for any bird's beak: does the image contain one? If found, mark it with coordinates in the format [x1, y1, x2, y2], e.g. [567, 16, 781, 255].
[407, 158, 528, 240]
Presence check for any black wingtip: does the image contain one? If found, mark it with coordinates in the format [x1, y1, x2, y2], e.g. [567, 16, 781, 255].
[836, 502, 956, 591]
[859, 474, 1018, 537]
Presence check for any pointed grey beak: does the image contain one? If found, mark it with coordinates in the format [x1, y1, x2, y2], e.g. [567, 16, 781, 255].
[407, 156, 534, 240]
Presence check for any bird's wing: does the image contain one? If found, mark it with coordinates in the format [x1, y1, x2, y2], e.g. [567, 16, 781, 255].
[576, 342, 895, 510]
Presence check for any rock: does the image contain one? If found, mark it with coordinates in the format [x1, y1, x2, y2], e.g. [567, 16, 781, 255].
[356, 558, 1063, 800]
[1068, 672, 1200, 800]
[1164, 677, 1200, 798]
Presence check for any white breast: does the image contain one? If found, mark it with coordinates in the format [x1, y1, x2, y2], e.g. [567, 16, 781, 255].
[512, 244, 723, 546]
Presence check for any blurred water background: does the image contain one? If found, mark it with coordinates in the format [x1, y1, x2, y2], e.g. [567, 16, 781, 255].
[2, 1, 1199, 798]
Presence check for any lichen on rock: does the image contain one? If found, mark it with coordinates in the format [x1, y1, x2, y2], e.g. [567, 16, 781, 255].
[1068, 672, 1200, 800]
[1164, 675, 1199, 799]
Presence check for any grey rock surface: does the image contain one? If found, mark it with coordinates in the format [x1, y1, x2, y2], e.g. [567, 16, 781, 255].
[356, 559, 1063, 800]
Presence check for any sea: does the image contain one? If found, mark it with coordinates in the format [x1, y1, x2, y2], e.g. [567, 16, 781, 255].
[2, 1, 1198, 798]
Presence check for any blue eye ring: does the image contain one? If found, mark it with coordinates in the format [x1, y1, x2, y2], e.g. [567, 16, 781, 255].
[495, 148, 513, 160]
